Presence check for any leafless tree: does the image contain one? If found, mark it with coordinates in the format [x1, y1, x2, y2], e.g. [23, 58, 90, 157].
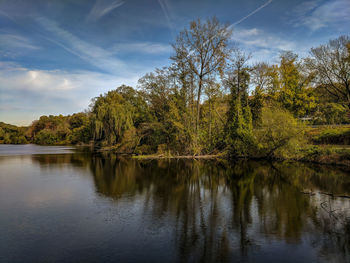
[306, 35, 350, 108]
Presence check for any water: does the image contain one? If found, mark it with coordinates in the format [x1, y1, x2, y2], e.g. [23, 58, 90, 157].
[0, 145, 349, 263]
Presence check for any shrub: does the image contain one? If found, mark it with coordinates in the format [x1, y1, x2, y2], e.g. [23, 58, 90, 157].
[34, 129, 58, 145]
[254, 107, 306, 159]
[312, 128, 350, 145]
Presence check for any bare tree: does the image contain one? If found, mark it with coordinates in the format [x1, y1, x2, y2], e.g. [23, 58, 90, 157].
[306, 35, 350, 108]
[171, 17, 233, 139]
[251, 62, 272, 91]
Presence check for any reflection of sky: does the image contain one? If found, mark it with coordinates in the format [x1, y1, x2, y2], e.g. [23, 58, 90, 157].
[0, 144, 75, 156]
[0, 0, 349, 125]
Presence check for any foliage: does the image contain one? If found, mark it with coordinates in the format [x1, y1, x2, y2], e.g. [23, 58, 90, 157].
[90, 87, 140, 147]
[275, 52, 316, 117]
[171, 17, 233, 142]
[249, 86, 264, 126]
[254, 107, 305, 159]
[224, 52, 254, 157]
[34, 129, 59, 145]
[311, 127, 350, 145]
[2, 18, 349, 164]
[313, 103, 349, 125]
[0, 122, 28, 144]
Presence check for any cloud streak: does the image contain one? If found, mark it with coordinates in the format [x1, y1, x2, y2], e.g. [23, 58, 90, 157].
[230, 0, 273, 28]
[0, 33, 40, 50]
[157, 0, 175, 38]
[291, 0, 350, 31]
[87, 0, 124, 22]
[35, 16, 126, 74]
[230, 27, 314, 63]
[111, 42, 172, 54]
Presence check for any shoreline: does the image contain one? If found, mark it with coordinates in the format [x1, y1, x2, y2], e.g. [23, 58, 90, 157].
[1, 143, 350, 169]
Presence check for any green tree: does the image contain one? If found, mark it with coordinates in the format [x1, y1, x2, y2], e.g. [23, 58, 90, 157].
[90, 88, 135, 146]
[171, 17, 232, 142]
[277, 52, 316, 117]
[224, 51, 254, 157]
[249, 86, 264, 127]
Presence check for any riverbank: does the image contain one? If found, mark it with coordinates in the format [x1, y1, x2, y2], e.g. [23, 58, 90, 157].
[129, 145, 350, 170]
[132, 154, 225, 160]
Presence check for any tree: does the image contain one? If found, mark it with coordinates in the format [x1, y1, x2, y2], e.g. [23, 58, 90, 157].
[306, 35, 350, 108]
[277, 52, 316, 117]
[249, 86, 264, 126]
[251, 62, 271, 91]
[90, 87, 137, 146]
[224, 51, 254, 157]
[171, 17, 232, 141]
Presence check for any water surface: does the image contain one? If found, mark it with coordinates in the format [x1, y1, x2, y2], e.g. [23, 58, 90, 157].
[0, 145, 349, 262]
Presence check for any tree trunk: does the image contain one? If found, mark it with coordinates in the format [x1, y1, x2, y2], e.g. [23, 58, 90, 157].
[196, 77, 203, 140]
[209, 96, 212, 148]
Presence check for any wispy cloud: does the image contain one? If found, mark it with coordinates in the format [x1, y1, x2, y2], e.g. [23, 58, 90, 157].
[87, 0, 124, 22]
[157, 0, 175, 38]
[231, 27, 310, 63]
[232, 27, 297, 51]
[0, 33, 40, 50]
[111, 42, 172, 54]
[230, 0, 273, 28]
[291, 0, 350, 31]
[0, 9, 16, 22]
[35, 16, 126, 74]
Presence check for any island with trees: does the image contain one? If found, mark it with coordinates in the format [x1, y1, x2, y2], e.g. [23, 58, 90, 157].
[1, 18, 350, 166]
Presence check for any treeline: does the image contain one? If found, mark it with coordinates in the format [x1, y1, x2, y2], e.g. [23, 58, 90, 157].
[2, 18, 350, 159]
[0, 113, 91, 145]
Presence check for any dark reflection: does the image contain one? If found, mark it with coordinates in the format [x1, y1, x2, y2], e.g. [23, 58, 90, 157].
[85, 156, 350, 262]
[27, 153, 350, 262]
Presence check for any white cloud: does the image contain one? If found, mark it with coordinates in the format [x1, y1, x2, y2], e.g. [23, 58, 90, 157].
[0, 33, 40, 50]
[232, 27, 297, 51]
[0, 63, 140, 125]
[291, 0, 350, 31]
[231, 27, 314, 63]
[111, 42, 172, 54]
[87, 0, 124, 22]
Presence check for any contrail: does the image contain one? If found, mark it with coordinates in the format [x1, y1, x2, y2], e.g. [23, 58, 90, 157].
[229, 0, 273, 29]
[184, 0, 273, 58]
[157, 0, 175, 39]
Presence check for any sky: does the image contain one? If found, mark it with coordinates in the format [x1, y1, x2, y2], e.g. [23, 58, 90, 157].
[0, 0, 349, 126]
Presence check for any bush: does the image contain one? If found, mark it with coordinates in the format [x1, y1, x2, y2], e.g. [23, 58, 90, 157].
[34, 129, 58, 145]
[134, 144, 153, 155]
[312, 128, 350, 145]
[254, 107, 305, 158]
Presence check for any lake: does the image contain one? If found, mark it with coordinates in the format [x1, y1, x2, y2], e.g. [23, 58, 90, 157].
[0, 145, 349, 263]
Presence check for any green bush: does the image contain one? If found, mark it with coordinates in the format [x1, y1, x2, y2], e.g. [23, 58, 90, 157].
[312, 128, 350, 145]
[254, 107, 306, 159]
[34, 129, 59, 145]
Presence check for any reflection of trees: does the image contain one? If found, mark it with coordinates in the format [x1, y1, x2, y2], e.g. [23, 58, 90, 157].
[31, 153, 91, 170]
[87, 157, 350, 262]
[30, 153, 350, 262]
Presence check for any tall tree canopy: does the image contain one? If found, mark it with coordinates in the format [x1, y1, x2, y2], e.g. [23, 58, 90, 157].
[171, 17, 233, 139]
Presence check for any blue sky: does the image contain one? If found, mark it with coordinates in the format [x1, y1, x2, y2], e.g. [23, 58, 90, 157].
[0, 0, 349, 125]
